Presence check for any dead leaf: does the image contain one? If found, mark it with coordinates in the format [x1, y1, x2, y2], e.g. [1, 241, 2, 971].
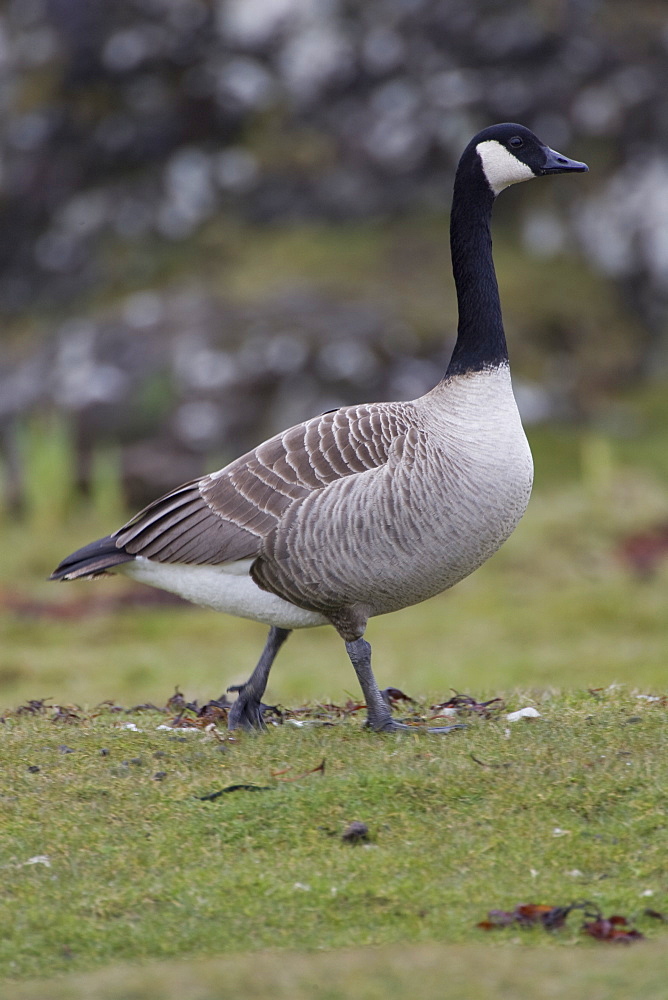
[431, 692, 504, 718]
[478, 901, 645, 944]
[479, 903, 570, 930]
[16, 699, 51, 716]
[381, 687, 417, 706]
[166, 687, 187, 712]
[583, 915, 645, 943]
[51, 706, 82, 724]
[196, 703, 230, 725]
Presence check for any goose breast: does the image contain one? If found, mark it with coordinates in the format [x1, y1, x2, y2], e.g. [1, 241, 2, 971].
[254, 366, 533, 618]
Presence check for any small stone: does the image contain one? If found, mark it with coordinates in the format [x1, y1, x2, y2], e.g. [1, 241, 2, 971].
[506, 707, 540, 722]
[27, 765, 40, 773]
[342, 821, 369, 843]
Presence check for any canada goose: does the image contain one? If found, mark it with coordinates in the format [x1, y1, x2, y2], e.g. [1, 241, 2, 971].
[51, 123, 587, 733]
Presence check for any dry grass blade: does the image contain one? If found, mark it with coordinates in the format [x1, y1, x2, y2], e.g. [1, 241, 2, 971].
[470, 753, 512, 769]
[270, 759, 326, 782]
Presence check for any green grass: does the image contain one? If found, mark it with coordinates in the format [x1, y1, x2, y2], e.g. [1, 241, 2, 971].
[0, 688, 667, 985]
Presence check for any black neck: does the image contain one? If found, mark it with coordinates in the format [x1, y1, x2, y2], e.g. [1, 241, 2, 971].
[445, 159, 508, 377]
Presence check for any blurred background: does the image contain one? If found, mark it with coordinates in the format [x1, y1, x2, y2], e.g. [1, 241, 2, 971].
[1, 0, 668, 707]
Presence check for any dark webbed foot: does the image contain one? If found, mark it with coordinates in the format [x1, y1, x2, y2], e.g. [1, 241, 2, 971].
[227, 683, 267, 731]
[344, 637, 467, 734]
[226, 626, 291, 732]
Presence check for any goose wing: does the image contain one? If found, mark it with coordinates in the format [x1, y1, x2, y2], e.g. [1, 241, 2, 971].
[114, 403, 408, 565]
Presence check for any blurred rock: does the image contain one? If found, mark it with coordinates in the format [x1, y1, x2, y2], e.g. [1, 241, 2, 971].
[0, 287, 456, 507]
[0, 0, 663, 334]
[0, 0, 667, 510]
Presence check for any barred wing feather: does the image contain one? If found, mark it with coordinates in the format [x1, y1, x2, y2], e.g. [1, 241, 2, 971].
[114, 403, 410, 566]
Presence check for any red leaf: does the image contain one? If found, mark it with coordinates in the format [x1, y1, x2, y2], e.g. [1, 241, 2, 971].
[476, 900, 643, 939]
[583, 918, 645, 943]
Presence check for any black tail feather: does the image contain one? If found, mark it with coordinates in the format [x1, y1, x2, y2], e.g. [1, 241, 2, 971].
[50, 535, 135, 581]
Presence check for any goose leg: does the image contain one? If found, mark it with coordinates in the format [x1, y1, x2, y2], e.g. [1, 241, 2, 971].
[227, 626, 291, 731]
[345, 638, 396, 732]
[345, 637, 466, 735]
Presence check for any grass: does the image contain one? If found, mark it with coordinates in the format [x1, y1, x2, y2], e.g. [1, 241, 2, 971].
[0, 688, 667, 986]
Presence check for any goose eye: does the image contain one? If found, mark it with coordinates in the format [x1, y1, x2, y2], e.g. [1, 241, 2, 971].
[509, 136, 523, 149]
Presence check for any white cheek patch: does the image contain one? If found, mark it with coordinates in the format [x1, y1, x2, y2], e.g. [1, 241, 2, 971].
[476, 139, 536, 195]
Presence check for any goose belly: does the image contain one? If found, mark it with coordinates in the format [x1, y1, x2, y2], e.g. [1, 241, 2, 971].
[119, 557, 327, 629]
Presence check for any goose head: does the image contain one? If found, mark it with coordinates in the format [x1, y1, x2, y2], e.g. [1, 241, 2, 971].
[464, 123, 588, 197]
